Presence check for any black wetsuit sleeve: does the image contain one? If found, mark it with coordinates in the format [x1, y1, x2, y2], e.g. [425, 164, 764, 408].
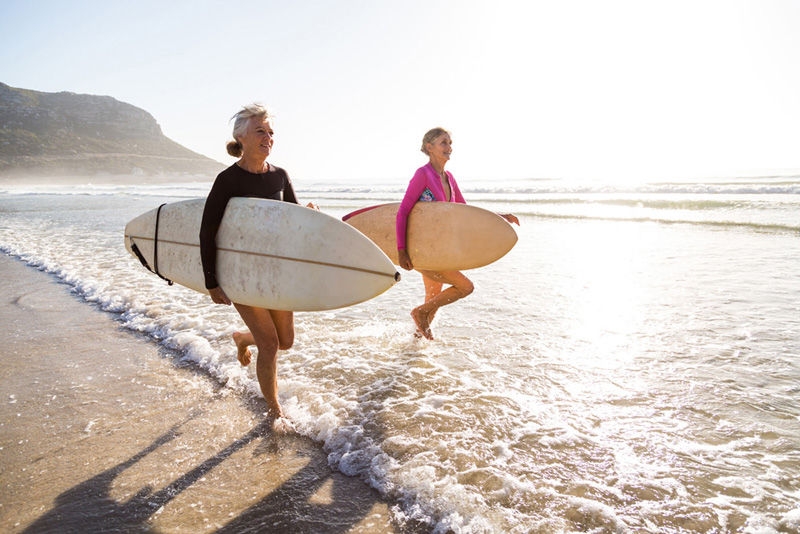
[283, 172, 299, 204]
[199, 173, 232, 290]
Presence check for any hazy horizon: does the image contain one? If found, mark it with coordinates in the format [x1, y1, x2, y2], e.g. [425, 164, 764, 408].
[2, 0, 800, 184]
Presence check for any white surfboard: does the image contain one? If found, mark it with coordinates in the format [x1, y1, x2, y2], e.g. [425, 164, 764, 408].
[343, 202, 517, 271]
[124, 198, 400, 311]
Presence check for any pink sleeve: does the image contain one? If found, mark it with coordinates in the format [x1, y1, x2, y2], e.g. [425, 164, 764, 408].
[396, 167, 429, 250]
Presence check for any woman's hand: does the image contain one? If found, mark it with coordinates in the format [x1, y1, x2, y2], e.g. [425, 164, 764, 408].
[398, 249, 414, 271]
[209, 286, 232, 305]
[501, 213, 520, 226]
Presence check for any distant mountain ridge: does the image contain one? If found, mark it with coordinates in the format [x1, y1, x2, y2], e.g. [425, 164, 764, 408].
[0, 82, 224, 177]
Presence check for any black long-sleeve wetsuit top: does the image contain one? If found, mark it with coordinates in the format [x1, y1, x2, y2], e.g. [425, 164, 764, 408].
[199, 163, 298, 290]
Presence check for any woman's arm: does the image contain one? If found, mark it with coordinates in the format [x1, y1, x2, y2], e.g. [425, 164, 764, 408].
[396, 167, 429, 251]
[199, 175, 231, 291]
[281, 171, 299, 204]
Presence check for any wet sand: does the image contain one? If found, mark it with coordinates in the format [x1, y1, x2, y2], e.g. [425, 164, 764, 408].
[0, 254, 401, 533]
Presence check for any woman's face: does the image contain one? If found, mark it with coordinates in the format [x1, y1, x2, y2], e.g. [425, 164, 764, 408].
[426, 133, 452, 162]
[239, 117, 274, 159]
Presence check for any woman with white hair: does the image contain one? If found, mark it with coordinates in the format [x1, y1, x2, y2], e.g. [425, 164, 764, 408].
[200, 103, 309, 421]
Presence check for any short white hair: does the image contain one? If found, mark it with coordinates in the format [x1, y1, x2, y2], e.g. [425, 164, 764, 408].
[226, 103, 273, 157]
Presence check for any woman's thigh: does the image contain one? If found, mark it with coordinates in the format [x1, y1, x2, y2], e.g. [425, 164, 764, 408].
[234, 304, 294, 350]
[269, 309, 294, 349]
[418, 269, 472, 292]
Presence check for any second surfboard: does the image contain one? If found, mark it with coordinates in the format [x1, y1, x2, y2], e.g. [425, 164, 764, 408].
[343, 202, 517, 271]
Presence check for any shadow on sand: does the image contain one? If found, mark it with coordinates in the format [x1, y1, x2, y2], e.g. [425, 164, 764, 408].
[21, 410, 405, 534]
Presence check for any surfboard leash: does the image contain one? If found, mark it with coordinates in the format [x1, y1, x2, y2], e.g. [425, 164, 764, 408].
[129, 203, 174, 286]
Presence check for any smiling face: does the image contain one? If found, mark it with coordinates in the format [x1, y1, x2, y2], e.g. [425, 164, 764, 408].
[425, 133, 452, 164]
[238, 116, 274, 159]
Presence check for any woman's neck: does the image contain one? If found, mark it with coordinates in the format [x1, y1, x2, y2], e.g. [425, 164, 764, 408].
[237, 156, 269, 174]
[429, 159, 447, 177]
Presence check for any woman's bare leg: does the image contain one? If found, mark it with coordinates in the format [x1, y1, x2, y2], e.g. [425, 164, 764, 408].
[232, 311, 293, 366]
[411, 270, 473, 339]
[412, 275, 443, 338]
[270, 309, 294, 351]
[422, 275, 444, 325]
[233, 304, 294, 417]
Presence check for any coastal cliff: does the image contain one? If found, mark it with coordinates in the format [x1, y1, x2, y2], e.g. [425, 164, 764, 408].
[0, 82, 223, 178]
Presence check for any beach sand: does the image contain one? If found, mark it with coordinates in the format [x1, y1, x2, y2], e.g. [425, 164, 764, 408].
[0, 254, 401, 533]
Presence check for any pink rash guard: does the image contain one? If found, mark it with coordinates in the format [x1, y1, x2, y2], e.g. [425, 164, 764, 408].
[396, 162, 466, 250]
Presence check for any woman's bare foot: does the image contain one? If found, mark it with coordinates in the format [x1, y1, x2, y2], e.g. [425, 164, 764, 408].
[232, 332, 252, 366]
[427, 310, 437, 327]
[266, 403, 284, 419]
[272, 416, 295, 435]
[261, 404, 294, 433]
[411, 308, 433, 340]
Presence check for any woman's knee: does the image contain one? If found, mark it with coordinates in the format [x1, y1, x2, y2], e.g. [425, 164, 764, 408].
[255, 328, 292, 351]
[250, 328, 279, 352]
[278, 331, 294, 351]
[271, 311, 294, 350]
[457, 279, 474, 298]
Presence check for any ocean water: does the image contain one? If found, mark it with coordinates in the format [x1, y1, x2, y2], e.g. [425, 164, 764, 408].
[1, 175, 799, 533]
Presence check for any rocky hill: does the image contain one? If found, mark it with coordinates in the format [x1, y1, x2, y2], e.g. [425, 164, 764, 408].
[0, 82, 224, 178]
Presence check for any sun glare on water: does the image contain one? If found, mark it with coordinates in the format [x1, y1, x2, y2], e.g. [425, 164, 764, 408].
[556, 220, 657, 366]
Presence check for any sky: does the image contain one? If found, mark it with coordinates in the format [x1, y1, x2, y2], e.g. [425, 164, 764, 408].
[1, 0, 799, 184]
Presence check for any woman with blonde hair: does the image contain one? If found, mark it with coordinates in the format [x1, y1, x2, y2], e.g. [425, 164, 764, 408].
[396, 127, 519, 340]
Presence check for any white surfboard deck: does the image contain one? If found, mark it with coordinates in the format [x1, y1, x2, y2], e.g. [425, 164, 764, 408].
[343, 202, 517, 271]
[124, 198, 400, 311]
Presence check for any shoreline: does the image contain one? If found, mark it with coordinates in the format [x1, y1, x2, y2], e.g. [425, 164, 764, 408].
[0, 173, 216, 187]
[0, 254, 401, 533]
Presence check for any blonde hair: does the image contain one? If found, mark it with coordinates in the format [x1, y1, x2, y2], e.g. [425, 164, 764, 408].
[420, 127, 451, 155]
[226, 103, 273, 157]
